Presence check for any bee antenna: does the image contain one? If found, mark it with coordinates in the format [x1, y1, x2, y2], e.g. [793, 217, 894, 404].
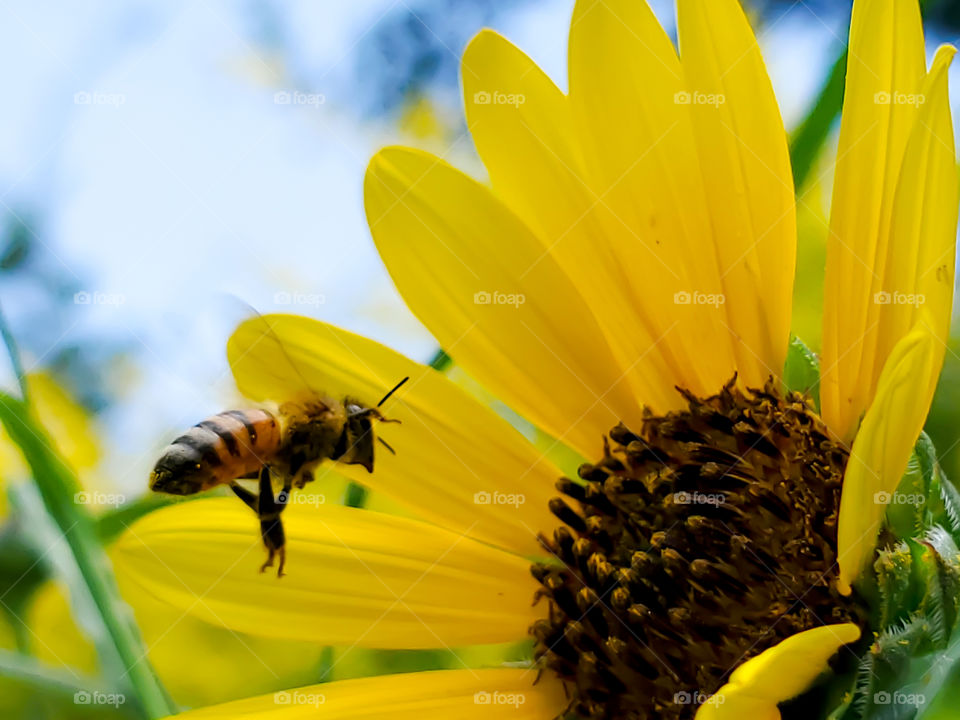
[377, 436, 397, 455]
[377, 376, 409, 407]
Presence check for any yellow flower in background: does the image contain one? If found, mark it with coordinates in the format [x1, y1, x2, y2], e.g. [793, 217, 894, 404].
[0, 372, 100, 517]
[0, 576, 332, 710]
[116, 0, 956, 719]
[9, 582, 98, 674]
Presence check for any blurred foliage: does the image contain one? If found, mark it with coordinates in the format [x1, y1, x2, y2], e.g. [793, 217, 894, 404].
[352, 0, 533, 117]
[758, 0, 955, 26]
[790, 50, 846, 191]
[790, 168, 831, 351]
[0, 212, 128, 414]
[1, 373, 101, 480]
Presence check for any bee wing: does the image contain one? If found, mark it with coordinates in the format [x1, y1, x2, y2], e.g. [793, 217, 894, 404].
[227, 313, 373, 405]
[228, 313, 562, 556]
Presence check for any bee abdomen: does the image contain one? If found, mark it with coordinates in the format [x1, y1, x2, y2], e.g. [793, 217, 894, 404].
[170, 409, 281, 488]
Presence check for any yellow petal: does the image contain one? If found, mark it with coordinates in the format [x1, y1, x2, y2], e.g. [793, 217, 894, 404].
[697, 624, 861, 720]
[0, 372, 100, 484]
[228, 314, 561, 556]
[837, 320, 940, 594]
[26, 373, 100, 472]
[21, 581, 97, 674]
[116, 575, 329, 708]
[821, 0, 926, 441]
[162, 668, 564, 720]
[114, 500, 536, 648]
[462, 29, 679, 413]
[365, 147, 640, 458]
[677, 0, 796, 384]
[871, 46, 958, 385]
[568, 0, 740, 397]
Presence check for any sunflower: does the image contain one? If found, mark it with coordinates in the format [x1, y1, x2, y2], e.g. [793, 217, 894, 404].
[115, 0, 957, 718]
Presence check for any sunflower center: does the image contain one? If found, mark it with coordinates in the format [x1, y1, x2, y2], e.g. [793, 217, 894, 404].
[530, 378, 866, 720]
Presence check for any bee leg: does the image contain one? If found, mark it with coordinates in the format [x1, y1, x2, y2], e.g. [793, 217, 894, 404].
[257, 466, 291, 578]
[229, 482, 258, 512]
[296, 468, 314, 489]
[289, 453, 311, 489]
[259, 547, 276, 574]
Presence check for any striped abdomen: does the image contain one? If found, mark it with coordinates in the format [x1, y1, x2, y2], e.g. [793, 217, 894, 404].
[150, 409, 282, 495]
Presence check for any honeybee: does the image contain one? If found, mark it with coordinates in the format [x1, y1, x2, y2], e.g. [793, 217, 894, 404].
[149, 315, 407, 577]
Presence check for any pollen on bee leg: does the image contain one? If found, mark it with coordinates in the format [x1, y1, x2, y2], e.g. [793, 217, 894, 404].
[529, 378, 867, 720]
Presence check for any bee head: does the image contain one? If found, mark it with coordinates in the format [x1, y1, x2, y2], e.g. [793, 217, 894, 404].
[337, 398, 402, 473]
[335, 378, 407, 473]
[149, 447, 206, 495]
[337, 401, 376, 473]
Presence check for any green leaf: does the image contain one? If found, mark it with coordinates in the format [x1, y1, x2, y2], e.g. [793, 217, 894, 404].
[789, 48, 847, 191]
[5, 481, 119, 665]
[934, 469, 960, 541]
[918, 648, 960, 718]
[343, 482, 368, 508]
[876, 543, 920, 631]
[853, 616, 936, 719]
[854, 524, 960, 717]
[428, 347, 452, 372]
[783, 335, 821, 407]
[0, 392, 175, 718]
[0, 649, 138, 719]
[886, 452, 927, 540]
[95, 494, 175, 545]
